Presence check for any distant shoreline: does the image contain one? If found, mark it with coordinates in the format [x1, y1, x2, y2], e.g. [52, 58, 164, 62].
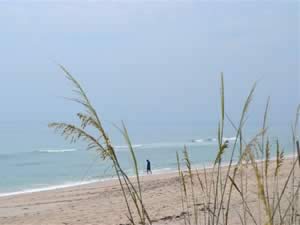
[0, 152, 297, 198]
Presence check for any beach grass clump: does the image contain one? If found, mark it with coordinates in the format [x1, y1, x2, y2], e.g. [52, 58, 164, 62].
[50, 67, 299, 225]
[49, 65, 151, 225]
[175, 74, 300, 225]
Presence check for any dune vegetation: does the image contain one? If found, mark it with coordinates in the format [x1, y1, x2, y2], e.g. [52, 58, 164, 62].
[50, 66, 300, 225]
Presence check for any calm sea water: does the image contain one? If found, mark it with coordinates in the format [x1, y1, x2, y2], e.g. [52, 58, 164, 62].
[0, 121, 294, 197]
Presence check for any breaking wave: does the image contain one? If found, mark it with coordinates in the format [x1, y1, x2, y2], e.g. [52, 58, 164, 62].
[37, 149, 78, 153]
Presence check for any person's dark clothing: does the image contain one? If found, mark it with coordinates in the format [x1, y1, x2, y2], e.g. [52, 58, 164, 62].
[146, 160, 151, 174]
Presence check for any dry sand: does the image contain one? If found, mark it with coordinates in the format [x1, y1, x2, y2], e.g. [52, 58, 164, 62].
[0, 158, 299, 225]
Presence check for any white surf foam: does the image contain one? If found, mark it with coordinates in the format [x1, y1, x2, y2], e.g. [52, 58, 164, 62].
[192, 139, 204, 143]
[114, 144, 143, 149]
[37, 149, 78, 153]
[223, 137, 237, 141]
[0, 179, 100, 197]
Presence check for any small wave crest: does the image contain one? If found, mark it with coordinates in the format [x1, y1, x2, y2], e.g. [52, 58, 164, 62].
[191, 138, 217, 143]
[0, 149, 78, 159]
[223, 137, 237, 141]
[192, 139, 204, 143]
[114, 144, 143, 150]
[37, 149, 78, 153]
[192, 137, 236, 143]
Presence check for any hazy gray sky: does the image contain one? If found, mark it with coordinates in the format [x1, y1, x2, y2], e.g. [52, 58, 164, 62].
[0, 1, 299, 143]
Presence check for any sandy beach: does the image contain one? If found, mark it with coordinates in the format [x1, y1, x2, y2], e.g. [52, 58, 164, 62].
[0, 157, 299, 225]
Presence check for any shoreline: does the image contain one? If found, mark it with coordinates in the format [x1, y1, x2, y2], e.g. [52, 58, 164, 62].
[0, 156, 298, 225]
[0, 152, 297, 198]
[0, 168, 179, 198]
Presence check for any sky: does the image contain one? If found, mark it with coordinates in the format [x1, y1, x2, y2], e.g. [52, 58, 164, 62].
[0, 1, 299, 146]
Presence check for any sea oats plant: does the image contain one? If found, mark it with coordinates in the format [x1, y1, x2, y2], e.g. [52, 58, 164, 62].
[50, 67, 299, 225]
[49, 65, 151, 225]
[176, 75, 300, 225]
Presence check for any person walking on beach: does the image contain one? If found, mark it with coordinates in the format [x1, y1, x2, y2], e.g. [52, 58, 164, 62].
[146, 159, 152, 174]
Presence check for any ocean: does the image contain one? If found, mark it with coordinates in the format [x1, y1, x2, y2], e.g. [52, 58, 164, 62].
[0, 121, 294, 197]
